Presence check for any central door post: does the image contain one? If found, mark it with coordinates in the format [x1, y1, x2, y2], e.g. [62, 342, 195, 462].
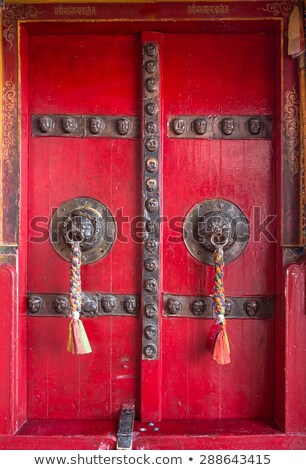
[140, 32, 164, 422]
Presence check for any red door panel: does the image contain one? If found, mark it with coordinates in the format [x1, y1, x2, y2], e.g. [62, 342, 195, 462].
[27, 34, 142, 419]
[161, 33, 275, 419]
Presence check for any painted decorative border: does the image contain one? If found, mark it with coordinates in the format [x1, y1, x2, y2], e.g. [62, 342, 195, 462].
[2, 80, 17, 174]
[283, 84, 300, 178]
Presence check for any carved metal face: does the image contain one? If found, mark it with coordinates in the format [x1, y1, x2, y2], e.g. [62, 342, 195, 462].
[167, 298, 182, 315]
[146, 158, 158, 173]
[89, 117, 105, 135]
[38, 115, 54, 133]
[144, 344, 157, 358]
[64, 215, 95, 244]
[194, 118, 207, 135]
[244, 300, 259, 317]
[146, 221, 157, 234]
[116, 118, 131, 136]
[145, 325, 157, 340]
[53, 296, 69, 314]
[145, 239, 158, 253]
[145, 257, 157, 272]
[172, 118, 187, 136]
[145, 138, 158, 152]
[248, 118, 262, 135]
[144, 278, 157, 293]
[101, 295, 117, 313]
[146, 178, 157, 192]
[124, 297, 137, 314]
[145, 60, 157, 74]
[61, 116, 77, 134]
[192, 299, 206, 316]
[28, 296, 43, 313]
[81, 295, 98, 316]
[221, 118, 235, 136]
[145, 43, 157, 57]
[225, 299, 232, 315]
[146, 121, 157, 134]
[146, 198, 158, 213]
[146, 103, 157, 116]
[146, 78, 158, 93]
[145, 303, 158, 318]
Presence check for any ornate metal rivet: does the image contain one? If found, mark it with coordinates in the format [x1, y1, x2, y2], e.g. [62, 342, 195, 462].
[101, 295, 119, 313]
[146, 197, 158, 213]
[225, 299, 233, 316]
[144, 278, 157, 293]
[123, 296, 137, 314]
[146, 121, 157, 135]
[145, 138, 158, 152]
[192, 299, 206, 316]
[145, 303, 158, 318]
[144, 344, 157, 358]
[89, 117, 105, 135]
[221, 118, 235, 136]
[145, 257, 158, 272]
[28, 296, 43, 313]
[193, 118, 207, 135]
[116, 118, 131, 136]
[244, 300, 259, 317]
[145, 239, 158, 253]
[145, 325, 157, 340]
[146, 158, 158, 173]
[38, 115, 54, 134]
[146, 220, 157, 234]
[172, 118, 187, 136]
[145, 103, 157, 116]
[248, 117, 262, 135]
[146, 178, 157, 192]
[146, 78, 158, 93]
[167, 297, 183, 315]
[81, 295, 98, 317]
[145, 43, 157, 57]
[53, 296, 69, 314]
[145, 60, 157, 74]
[61, 116, 78, 134]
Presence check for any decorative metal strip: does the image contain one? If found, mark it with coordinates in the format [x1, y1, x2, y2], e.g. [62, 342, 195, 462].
[32, 115, 140, 138]
[168, 115, 272, 139]
[27, 293, 139, 317]
[116, 407, 135, 450]
[163, 294, 274, 319]
[142, 41, 161, 360]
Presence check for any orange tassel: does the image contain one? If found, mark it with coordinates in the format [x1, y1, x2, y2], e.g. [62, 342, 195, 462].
[212, 322, 231, 365]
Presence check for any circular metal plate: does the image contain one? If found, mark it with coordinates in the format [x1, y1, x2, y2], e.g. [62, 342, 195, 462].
[183, 198, 249, 265]
[49, 197, 116, 265]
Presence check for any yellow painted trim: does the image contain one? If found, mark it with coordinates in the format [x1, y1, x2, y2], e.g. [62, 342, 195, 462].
[6, 0, 268, 4]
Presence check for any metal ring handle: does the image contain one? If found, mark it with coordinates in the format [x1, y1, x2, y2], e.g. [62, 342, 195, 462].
[210, 234, 229, 250]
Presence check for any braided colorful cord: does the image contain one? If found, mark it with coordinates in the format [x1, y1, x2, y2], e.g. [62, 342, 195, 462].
[213, 247, 226, 324]
[69, 242, 82, 321]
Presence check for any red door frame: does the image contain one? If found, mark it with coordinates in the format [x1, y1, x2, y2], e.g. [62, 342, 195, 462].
[0, 1, 305, 449]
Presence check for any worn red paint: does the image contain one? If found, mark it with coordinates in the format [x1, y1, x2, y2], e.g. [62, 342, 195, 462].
[0, 1, 305, 450]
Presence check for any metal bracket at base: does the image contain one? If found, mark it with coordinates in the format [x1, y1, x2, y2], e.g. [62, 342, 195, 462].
[116, 406, 135, 450]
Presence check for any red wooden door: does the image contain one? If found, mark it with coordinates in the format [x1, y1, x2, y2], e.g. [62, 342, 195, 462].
[28, 33, 142, 419]
[27, 30, 275, 422]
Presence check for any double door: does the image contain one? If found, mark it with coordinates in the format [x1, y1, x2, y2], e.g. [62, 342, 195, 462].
[27, 30, 276, 422]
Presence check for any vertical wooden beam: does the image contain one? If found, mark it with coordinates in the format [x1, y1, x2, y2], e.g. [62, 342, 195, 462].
[140, 32, 163, 422]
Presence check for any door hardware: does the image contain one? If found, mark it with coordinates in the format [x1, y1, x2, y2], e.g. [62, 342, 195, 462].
[183, 198, 250, 265]
[49, 197, 116, 264]
[168, 115, 272, 139]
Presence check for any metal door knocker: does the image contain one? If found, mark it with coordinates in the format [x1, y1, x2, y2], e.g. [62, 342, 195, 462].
[50, 197, 116, 264]
[183, 198, 249, 265]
